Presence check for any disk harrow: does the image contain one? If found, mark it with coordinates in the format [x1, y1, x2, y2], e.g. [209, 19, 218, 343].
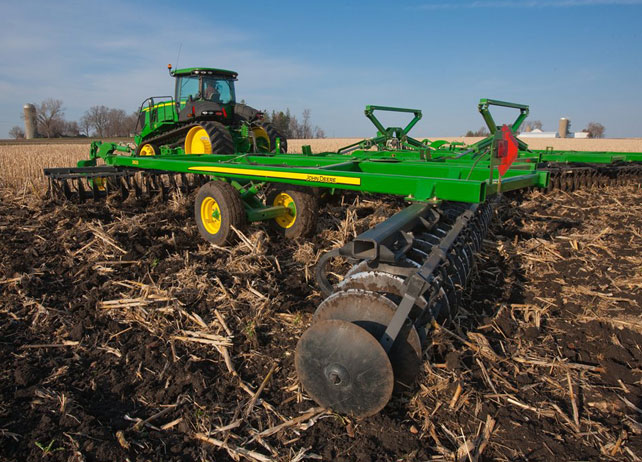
[297, 201, 492, 417]
[541, 162, 642, 193]
[524, 161, 639, 194]
[43, 96, 641, 418]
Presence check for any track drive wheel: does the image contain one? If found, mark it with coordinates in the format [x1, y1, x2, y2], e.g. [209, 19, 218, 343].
[194, 181, 246, 245]
[266, 186, 317, 238]
[295, 319, 394, 418]
[185, 121, 234, 154]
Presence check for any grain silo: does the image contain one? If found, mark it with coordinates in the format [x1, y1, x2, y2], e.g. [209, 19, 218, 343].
[558, 118, 569, 139]
[23, 104, 38, 139]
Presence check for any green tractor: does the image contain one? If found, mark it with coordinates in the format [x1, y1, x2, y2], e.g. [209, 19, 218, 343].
[134, 65, 287, 156]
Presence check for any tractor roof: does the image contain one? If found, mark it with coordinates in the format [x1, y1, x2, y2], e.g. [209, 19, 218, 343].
[172, 67, 238, 79]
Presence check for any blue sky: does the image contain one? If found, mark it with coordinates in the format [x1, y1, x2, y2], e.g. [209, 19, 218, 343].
[1, 0, 641, 138]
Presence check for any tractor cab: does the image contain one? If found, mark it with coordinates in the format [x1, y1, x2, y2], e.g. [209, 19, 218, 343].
[134, 65, 286, 156]
[170, 66, 238, 123]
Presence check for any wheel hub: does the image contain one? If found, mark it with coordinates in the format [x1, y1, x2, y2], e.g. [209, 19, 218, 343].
[325, 363, 350, 386]
[200, 196, 221, 234]
[272, 192, 296, 228]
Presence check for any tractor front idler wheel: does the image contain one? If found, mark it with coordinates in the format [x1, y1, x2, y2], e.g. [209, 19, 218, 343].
[195, 181, 245, 245]
[266, 186, 318, 238]
[295, 319, 394, 418]
[138, 143, 159, 156]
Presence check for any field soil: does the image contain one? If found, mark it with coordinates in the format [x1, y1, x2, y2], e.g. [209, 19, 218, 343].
[1, 183, 641, 461]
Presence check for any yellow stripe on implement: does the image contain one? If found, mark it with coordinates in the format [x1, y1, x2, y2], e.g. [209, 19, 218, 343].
[188, 166, 361, 186]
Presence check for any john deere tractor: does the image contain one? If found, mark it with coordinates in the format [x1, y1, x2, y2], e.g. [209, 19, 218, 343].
[134, 65, 287, 156]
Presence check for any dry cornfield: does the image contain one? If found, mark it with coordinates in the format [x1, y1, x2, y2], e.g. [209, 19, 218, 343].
[0, 144, 89, 190]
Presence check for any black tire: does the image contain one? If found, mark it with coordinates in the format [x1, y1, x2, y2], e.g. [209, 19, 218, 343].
[234, 103, 260, 122]
[194, 181, 246, 245]
[204, 121, 235, 154]
[266, 185, 317, 238]
[262, 122, 288, 153]
[185, 121, 234, 154]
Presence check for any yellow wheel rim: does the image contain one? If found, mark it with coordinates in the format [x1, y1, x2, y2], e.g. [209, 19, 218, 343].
[93, 177, 107, 191]
[139, 144, 156, 156]
[200, 197, 222, 235]
[185, 126, 211, 154]
[272, 192, 296, 229]
[251, 127, 271, 152]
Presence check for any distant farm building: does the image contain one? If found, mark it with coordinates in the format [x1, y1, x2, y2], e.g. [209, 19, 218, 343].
[520, 117, 589, 139]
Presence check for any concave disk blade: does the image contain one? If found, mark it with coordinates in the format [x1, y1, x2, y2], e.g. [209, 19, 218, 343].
[295, 319, 394, 418]
[314, 290, 422, 391]
[337, 270, 427, 314]
[338, 270, 404, 295]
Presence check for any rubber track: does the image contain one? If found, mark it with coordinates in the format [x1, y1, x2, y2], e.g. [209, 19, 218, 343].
[137, 122, 194, 152]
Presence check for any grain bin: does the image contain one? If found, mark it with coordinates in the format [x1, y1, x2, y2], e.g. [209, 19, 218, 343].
[23, 104, 38, 139]
[558, 118, 569, 139]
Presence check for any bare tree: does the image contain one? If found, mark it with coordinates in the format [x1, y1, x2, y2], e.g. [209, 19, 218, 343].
[37, 99, 65, 138]
[9, 126, 25, 139]
[61, 120, 80, 137]
[301, 109, 312, 139]
[584, 122, 605, 139]
[106, 108, 127, 136]
[82, 106, 137, 137]
[84, 106, 110, 137]
[289, 113, 301, 139]
[105, 109, 137, 137]
[79, 113, 92, 137]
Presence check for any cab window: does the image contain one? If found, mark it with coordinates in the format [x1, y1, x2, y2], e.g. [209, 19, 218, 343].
[202, 77, 235, 104]
[177, 76, 200, 102]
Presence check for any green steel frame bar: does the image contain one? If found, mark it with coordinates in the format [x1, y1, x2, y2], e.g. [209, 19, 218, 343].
[338, 106, 429, 154]
[104, 151, 548, 203]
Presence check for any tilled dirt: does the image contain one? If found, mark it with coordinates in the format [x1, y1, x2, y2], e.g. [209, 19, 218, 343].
[0, 184, 641, 461]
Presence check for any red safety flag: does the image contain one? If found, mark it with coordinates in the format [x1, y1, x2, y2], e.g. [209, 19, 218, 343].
[497, 124, 519, 176]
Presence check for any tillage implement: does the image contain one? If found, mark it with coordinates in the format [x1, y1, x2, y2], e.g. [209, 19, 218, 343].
[45, 90, 642, 417]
